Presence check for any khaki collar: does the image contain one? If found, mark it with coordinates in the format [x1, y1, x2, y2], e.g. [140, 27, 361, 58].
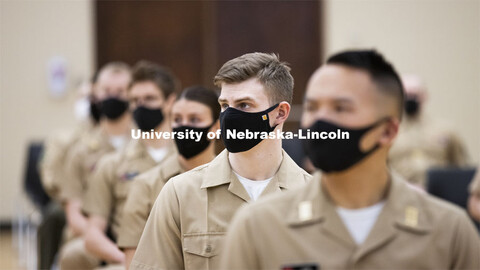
[86, 127, 114, 152]
[287, 171, 432, 260]
[160, 153, 183, 180]
[201, 149, 306, 202]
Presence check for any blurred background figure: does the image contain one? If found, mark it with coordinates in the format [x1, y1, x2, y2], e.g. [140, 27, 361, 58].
[37, 77, 99, 270]
[58, 62, 132, 270]
[389, 74, 470, 188]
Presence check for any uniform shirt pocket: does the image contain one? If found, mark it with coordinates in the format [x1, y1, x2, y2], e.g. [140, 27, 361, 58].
[183, 233, 225, 270]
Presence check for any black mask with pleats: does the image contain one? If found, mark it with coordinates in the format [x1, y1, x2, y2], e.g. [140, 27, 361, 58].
[133, 106, 164, 131]
[173, 124, 214, 159]
[100, 97, 129, 120]
[302, 118, 389, 173]
[220, 103, 279, 153]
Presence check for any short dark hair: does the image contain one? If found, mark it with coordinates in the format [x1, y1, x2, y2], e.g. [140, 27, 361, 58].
[327, 50, 404, 120]
[214, 52, 294, 104]
[130, 60, 179, 99]
[177, 86, 221, 122]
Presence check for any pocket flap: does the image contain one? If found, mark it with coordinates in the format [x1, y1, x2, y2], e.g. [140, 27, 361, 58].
[183, 233, 224, 258]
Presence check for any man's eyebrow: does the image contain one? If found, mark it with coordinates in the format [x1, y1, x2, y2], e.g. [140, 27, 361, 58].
[218, 96, 256, 103]
[333, 97, 354, 104]
[234, 97, 255, 103]
[218, 97, 227, 103]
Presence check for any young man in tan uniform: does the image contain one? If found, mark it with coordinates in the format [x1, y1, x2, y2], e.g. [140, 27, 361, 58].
[38, 79, 100, 270]
[389, 74, 470, 188]
[59, 62, 133, 269]
[118, 86, 221, 269]
[221, 50, 480, 270]
[131, 53, 311, 270]
[80, 61, 178, 268]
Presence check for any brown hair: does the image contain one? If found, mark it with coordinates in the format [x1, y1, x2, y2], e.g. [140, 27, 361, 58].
[177, 86, 221, 122]
[130, 60, 179, 99]
[97, 61, 131, 80]
[214, 52, 294, 104]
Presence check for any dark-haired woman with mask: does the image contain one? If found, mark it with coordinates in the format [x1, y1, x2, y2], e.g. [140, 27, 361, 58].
[117, 86, 220, 269]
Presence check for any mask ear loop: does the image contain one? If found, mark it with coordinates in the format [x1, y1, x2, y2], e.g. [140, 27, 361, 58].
[360, 116, 392, 154]
[264, 103, 280, 132]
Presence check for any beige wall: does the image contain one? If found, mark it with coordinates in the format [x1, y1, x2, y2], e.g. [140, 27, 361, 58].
[0, 0, 94, 220]
[324, 0, 480, 165]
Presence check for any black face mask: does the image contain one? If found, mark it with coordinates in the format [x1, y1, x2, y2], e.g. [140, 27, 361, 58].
[220, 103, 279, 153]
[173, 124, 214, 159]
[404, 98, 420, 117]
[100, 97, 129, 120]
[302, 118, 388, 173]
[89, 101, 101, 123]
[133, 106, 164, 131]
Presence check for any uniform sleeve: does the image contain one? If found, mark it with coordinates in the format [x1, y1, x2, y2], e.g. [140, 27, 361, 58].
[117, 177, 151, 248]
[451, 211, 480, 269]
[219, 205, 260, 270]
[40, 133, 68, 200]
[131, 179, 183, 270]
[82, 155, 115, 220]
[59, 144, 86, 202]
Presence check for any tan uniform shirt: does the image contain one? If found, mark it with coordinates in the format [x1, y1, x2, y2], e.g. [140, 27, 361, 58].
[131, 149, 311, 270]
[40, 123, 92, 200]
[59, 127, 118, 202]
[389, 116, 469, 187]
[221, 172, 480, 270]
[117, 153, 183, 248]
[82, 140, 174, 238]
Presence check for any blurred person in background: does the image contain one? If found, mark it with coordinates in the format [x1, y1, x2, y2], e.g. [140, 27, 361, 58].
[389, 74, 470, 188]
[117, 86, 220, 269]
[58, 62, 132, 270]
[80, 61, 178, 269]
[468, 167, 480, 222]
[38, 76, 100, 270]
[131, 52, 311, 270]
[220, 50, 480, 270]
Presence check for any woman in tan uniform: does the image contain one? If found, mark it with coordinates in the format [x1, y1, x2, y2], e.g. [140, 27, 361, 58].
[118, 86, 221, 269]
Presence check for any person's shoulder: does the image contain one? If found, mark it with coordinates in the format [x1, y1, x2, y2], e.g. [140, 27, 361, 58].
[237, 179, 316, 224]
[411, 186, 468, 224]
[169, 162, 210, 187]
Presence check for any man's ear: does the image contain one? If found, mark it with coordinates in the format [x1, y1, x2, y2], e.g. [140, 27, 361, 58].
[163, 94, 177, 117]
[273, 101, 291, 126]
[379, 118, 400, 146]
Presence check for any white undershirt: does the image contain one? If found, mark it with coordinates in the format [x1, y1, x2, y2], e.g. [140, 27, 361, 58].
[336, 201, 385, 245]
[109, 135, 127, 150]
[147, 146, 168, 163]
[234, 172, 273, 201]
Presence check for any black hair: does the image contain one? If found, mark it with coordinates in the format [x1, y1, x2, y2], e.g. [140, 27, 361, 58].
[327, 50, 405, 119]
[177, 86, 221, 122]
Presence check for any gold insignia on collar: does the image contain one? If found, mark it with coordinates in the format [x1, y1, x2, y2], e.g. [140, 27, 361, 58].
[262, 114, 268, 120]
[405, 206, 419, 227]
[298, 201, 312, 221]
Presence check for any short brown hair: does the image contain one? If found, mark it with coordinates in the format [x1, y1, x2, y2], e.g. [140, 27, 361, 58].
[130, 60, 179, 99]
[214, 52, 294, 104]
[97, 61, 131, 80]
